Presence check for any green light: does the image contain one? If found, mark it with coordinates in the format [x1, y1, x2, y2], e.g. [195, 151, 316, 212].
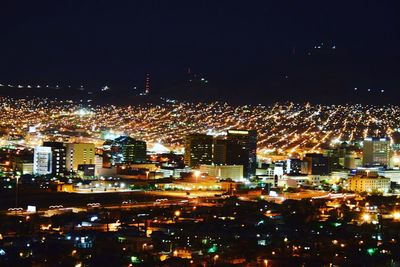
[208, 244, 218, 253]
[131, 256, 141, 263]
[367, 248, 377, 256]
[332, 222, 342, 227]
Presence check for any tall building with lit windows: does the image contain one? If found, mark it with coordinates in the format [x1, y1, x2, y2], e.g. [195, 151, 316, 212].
[33, 146, 52, 175]
[66, 143, 95, 172]
[226, 129, 257, 178]
[43, 141, 66, 176]
[213, 138, 227, 165]
[362, 137, 391, 167]
[184, 134, 213, 167]
[303, 153, 330, 175]
[108, 136, 147, 164]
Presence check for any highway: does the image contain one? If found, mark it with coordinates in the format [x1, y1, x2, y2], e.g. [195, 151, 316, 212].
[2, 191, 220, 217]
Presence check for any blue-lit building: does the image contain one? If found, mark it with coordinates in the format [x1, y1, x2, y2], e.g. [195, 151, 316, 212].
[105, 136, 147, 165]
[226, 129, 257, 178]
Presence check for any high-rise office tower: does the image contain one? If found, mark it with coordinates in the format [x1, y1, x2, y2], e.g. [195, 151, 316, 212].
[43, 141, 66, 176]
[213, 138, 227, 165]
[109, 136, 147, 164]
[66, 143, 95, 172]
[33, 146, 52, 175]
[303, 153, 330, 175]
[362, 137, 391, 166]
[286, 158, 302, 175]
[344, 152, 362, 169]
[184, 134, 213, 167]
[226, 129, 257, 178]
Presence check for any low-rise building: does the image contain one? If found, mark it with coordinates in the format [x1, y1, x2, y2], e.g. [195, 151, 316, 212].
[199, 164, 243, 181]
[347, 173, 390, 193]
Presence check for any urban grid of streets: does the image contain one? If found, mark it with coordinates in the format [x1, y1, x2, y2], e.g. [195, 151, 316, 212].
[1, 96, 398, 157]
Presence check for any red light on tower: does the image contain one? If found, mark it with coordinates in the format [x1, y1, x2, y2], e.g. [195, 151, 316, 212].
[145, 73, 151, 95]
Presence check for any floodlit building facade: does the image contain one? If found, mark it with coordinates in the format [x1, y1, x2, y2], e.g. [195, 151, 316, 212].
[66, 143, 95, 171]
[200, 164, 243, 181]
[33, 146, 52, 175]
[347, 173, 390, 193]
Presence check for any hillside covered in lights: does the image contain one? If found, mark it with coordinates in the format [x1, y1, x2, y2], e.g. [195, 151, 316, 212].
[1, 96, 399, 156]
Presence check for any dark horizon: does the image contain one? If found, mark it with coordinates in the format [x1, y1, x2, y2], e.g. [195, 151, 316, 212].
[1, 1, 399, 104]
[0, 83, 397, 106]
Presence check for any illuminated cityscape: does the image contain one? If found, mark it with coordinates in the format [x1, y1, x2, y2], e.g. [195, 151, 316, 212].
[0, 96, 400, 266]
[1, 1, 400, 267]
[2, 96, 400, 156]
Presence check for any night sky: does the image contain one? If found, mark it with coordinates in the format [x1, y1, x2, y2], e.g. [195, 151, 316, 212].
[1, 1, 399, 104]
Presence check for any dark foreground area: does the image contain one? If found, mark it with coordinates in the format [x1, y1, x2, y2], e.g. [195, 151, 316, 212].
[1, 192, 400, 266]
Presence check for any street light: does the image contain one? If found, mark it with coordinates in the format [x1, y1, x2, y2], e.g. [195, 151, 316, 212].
[194, 170, 201, 178]
[213, 255, 219, 264]
[362, 213, 371, 223]
[193, 170, 201, 185]
[393, 212, 400, 220]
[15, 176, 20, 208]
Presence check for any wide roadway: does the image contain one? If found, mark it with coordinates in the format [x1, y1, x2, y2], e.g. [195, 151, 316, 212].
[0, 189, 223, 211]
[0, 190, 174, 211]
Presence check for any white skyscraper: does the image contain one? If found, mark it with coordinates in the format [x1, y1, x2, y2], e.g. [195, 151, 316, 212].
[33, 146, 52, 175]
